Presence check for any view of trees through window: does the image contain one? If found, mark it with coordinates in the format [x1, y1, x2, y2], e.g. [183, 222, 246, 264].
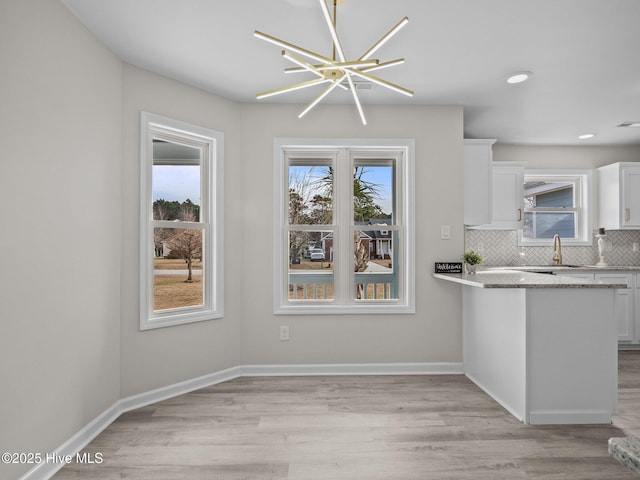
[141, 113, 223, 329]
[287, 158, 396, 301]
[152, 141, 204, 312]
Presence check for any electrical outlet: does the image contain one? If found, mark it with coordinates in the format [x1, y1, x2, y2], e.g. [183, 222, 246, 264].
[634, 242, 640, 252]
[279, 325, 290, 341]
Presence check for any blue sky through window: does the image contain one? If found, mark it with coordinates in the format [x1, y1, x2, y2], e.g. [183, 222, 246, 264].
[152, 165, 201, 203]
[288, 165, 392, 214]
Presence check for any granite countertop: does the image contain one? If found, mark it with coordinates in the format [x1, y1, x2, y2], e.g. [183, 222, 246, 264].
[609, 437, 640, 474]
[489, 265, 640, 273]
[433, 270, 627, 289]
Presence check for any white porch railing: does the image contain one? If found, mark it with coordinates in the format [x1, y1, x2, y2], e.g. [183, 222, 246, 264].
[288, 271, 397, 300]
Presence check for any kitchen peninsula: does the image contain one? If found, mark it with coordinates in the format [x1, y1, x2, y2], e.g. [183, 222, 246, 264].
[435, 269, 625, 425]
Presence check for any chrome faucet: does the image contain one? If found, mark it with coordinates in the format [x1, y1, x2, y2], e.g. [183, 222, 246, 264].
[553, 234, 563, 265]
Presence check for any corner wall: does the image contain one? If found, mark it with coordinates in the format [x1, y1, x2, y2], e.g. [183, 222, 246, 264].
[119, 65, 244, 397]
[0, 1, 122, 478]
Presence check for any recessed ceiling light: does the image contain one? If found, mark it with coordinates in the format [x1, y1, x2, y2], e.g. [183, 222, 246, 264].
[506, 71, 532, 84]
[617, 121, 640, 128]
[578, 133, 596, 140]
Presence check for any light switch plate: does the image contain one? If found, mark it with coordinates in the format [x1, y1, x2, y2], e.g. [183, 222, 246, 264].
[280, 325, 290, 341]
[440, 225, 451, 240]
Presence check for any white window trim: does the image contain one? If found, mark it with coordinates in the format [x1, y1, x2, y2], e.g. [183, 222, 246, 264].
[274, 138, 415, 315]
[518, 169, 593, 247]
[140, 112, 224, 330]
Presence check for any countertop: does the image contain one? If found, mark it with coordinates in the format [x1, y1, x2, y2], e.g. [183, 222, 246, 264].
[609, 437, 640, 475]
[433, 269, 627, 288]
[489, 265, 640, 273]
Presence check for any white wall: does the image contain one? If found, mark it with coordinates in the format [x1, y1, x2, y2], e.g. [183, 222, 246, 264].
[119, 75, 465, 393]
[0, 1, 122, 478]
[494, 144, 640, 168]
[238, 104, 465, 365]
[120, 65, 244, 397]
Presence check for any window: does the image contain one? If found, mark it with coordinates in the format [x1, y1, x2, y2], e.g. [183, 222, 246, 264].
[274, 139, 415, 314]
[140, 112, 223, 330]
[518, 170, 592, 246]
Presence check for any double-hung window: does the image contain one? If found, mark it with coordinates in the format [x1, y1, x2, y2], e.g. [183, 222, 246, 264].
[275, 139, 415, 314]
[519, 169, 592, 246]
[140, 112, 223, 330]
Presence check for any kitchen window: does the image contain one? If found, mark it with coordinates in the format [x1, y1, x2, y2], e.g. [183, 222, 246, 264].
[140, 112, 224, 330]
[518, 170, 592, 246]
[274, 139, 415, 314]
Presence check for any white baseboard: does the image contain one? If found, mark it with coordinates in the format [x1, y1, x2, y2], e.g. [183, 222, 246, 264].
[528, 409, 615, 425]
[242, 362, 464, 376]
[18, 402, 122, 480]
[19, 362, 462, 480]
[119, 365, 243, 413]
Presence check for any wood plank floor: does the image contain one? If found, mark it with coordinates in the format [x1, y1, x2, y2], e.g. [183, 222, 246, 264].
[54, 351, 640, 479]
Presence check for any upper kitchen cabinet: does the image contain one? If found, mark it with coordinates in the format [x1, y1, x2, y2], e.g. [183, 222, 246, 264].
[464, 139, 494, 226]
[598, 162, 640, 230]
[490, 163, 525, 229]
[464, 139, 525, 229]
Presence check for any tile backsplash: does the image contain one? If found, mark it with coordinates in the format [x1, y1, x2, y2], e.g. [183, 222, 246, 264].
[465, 229, 640, 266]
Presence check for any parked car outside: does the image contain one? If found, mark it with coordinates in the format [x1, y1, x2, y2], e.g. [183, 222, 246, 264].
[309, 248, 325, 261]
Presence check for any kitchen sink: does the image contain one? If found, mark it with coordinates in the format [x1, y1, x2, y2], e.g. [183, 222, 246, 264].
[493, 265, 583, 271]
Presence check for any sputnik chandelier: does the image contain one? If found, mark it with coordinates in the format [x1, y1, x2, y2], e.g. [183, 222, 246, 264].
[254, 0, 413, 125]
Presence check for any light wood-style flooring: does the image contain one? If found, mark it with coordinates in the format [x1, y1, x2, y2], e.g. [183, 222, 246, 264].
[54, 351, 640, 479]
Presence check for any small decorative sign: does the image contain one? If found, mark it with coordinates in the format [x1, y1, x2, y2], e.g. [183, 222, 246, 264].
[435, 262, 463, 273]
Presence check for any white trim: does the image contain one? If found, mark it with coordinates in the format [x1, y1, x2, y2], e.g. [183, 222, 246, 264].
[274, 138, 415, 314]
[241, 362, 463, 376]
[528, 409, 614, 425]
[18, 402, 122, 480]
[518, 169, 593, 247]
[139, 112, 224, 330]
[19, 361, 462, 480]
[118, 366, 242, 413]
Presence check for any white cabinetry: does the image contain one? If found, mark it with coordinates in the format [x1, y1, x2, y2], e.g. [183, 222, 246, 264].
[597, 162, 640, 230]
[558, 271, 635, 343]
[464, 139, 525, 229]
[491, 164, 525, 229]
[464, 139, 494, 226]
[596, 273, 634, 343]
[637, 274, 640, 344]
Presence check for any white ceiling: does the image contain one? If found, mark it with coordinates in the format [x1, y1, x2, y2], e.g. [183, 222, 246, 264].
[61, 0, 640, 146]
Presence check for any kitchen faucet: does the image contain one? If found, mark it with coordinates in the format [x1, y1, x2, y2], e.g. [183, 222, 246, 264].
[552, 234, 563, 265]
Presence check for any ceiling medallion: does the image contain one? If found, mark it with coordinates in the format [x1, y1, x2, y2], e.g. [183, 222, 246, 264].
[255, 0, 413, 125]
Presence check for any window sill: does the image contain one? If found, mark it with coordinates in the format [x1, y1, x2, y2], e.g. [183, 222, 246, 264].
[141, 310, 223, 330]
[275, 304, 415, 315]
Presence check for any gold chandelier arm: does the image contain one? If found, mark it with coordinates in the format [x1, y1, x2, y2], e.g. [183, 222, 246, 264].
[256, 1, 411, 125]
[281, 51, 349, 91]
[281, 50, 325, 79]
[255, 30, 334, 65]
[285, 59, 379, 74]
[359, 16, 409, 61]
[360, 58, 405, 73]
[318, 0, 347, 62]
[298, 78, 344, 118]
[344, 73, 367, 125]
[256, 77, 330, 99]
[347, 68, 414, 97]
